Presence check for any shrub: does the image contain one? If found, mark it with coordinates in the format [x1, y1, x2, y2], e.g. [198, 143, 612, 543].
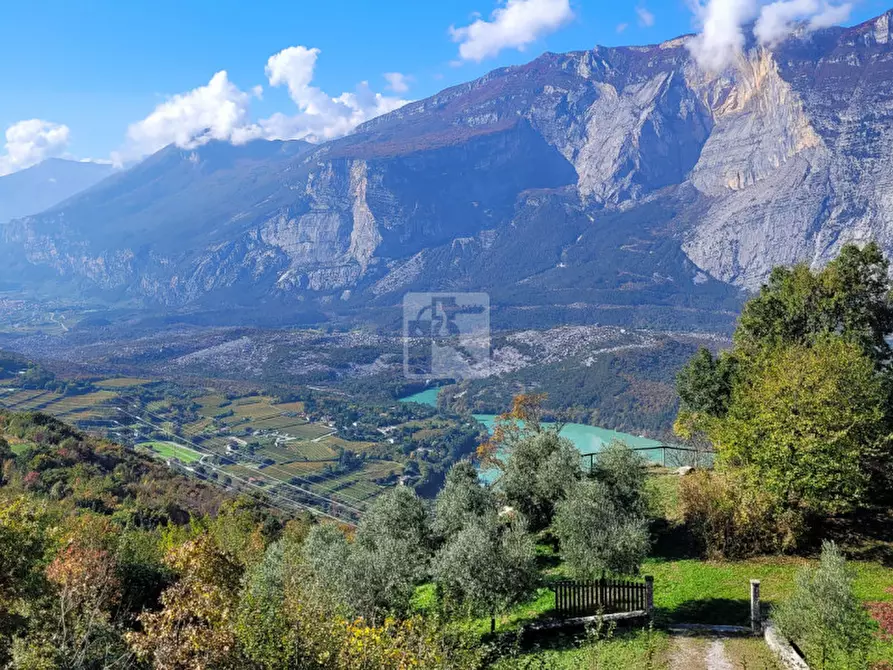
[773, 541, 876, 670]
[679, 469, 803, 558]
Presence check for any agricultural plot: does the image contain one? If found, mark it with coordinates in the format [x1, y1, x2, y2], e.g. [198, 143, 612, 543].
[324, 435, 376, 452]
[94, 377, 153, 388]
[253, 444, 312, 463]
[41, 391, 117, 417]
[273, 401, 305, 413]
[273, 461, 329, 477]
[312, 461, 402, 501]
[290, 440, 339, 461]
[138, 440, 203, 463]
[13, 392, 64, 411]
[0, 389, 50, 409]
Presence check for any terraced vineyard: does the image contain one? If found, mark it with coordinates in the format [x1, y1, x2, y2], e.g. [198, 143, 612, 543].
[0, 378, 426, 522]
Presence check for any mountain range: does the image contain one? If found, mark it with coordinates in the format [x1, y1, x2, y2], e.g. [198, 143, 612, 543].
[0, 158, 116, 223]
[3, 10, 893, 332]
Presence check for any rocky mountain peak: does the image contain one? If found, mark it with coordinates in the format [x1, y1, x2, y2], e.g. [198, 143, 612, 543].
[3, 10, 893, 327]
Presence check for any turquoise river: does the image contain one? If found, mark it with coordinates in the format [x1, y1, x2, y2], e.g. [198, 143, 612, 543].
[398, 388, 663, 460]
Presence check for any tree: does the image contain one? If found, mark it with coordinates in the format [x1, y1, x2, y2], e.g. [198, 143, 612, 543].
[735, 242, 893, 368]
[350, 487, 431, 619]
[715, 337, 889, 516]
[234, 542, 295, 670]
[302, 523, 353, 606]
[675, 244, 893, 531]
[126, 534, 244, 669]
[676, 348, 737, 417]
[553, 480, 650, 579]
[304, 487, 432, 621]
[591, 441, 648, 516]
[432, 460, 493, 540]
[431, 513, 538, 632]
[773, 541, 876, 669]
[499, 431, 582, 531]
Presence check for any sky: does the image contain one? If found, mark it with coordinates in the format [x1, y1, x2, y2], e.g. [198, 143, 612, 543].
[0, 0, 888, 176]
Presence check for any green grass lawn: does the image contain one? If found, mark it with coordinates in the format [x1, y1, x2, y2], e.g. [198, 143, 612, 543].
[643, 556, 893, 626]
[138, 440, 203, 463]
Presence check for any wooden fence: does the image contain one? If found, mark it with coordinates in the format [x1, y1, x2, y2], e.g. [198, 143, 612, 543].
[552, 576, 653, 619]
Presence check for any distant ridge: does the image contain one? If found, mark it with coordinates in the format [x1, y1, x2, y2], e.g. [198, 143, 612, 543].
[0, 158, 116, 223]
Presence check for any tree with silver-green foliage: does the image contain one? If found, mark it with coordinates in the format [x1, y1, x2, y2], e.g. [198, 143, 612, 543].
[432, 512, 538, 632]
[433, 460, 493, 541]
[553, 479, 650, 579]
[591, 441, 648, 516]
[302, 523, 353, 607]
[499, 431, 582, 531]
[234, 541, 295, 669]
[772, 541, 876, 670]
[303, 486, 431, 621]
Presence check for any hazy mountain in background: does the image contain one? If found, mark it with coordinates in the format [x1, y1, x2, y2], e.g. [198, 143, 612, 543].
[0, 158, 116, 223]
[3, 10, 893, 332]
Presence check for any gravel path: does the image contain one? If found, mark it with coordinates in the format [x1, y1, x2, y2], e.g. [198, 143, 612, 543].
[668, 636, 735, 670]
[706, 639, 733, 670]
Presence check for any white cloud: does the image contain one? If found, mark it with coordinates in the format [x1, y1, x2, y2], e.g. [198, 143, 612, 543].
[616, 22, 629, 33]
[636, 6, 656, 27]
[0, 119, 71, 176]
[383, 72, 412, 94]
[687, 0, 761, 72]
[755, 0, 851, 45]
[115, 46, 409, 162]
[687, 0, 849, 71]
[450, 0, 575, 62]
[118, 70, 258, 163]
[258, 46, 409, 143]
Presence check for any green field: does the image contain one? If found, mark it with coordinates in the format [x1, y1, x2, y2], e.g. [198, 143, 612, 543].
[138, 440, 203, 463]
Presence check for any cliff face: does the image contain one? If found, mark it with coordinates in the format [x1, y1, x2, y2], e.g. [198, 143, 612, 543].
[4, 10, 893, 319]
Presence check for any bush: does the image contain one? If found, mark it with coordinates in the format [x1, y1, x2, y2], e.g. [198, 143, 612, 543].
[679, 470, 803, 559]
[773, 541, 877, 669]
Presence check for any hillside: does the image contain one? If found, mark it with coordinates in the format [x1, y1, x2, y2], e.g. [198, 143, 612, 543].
[0, 158, 115, 223]
[2, 11, 893, 331]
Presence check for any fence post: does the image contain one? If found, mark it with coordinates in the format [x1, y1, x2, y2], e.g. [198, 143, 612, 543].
[645, 576, 654, 620]
[750, 579, 761, 633]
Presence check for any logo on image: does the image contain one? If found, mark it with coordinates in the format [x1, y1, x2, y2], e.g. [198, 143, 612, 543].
[403, 293, 490, 380]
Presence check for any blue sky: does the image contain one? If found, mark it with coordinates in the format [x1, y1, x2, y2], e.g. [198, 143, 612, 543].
[1, 0, 888, 174]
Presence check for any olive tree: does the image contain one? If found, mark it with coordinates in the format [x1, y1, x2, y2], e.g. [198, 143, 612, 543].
[553, 479, 649, 579]
[591, 441, 648, 515]
[499, 431, 581, 531]
[303, 486, 432, 620]
[773, 542, 876, 669]
[433, 460, 493, 540]
[432, 513, 538, 632]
